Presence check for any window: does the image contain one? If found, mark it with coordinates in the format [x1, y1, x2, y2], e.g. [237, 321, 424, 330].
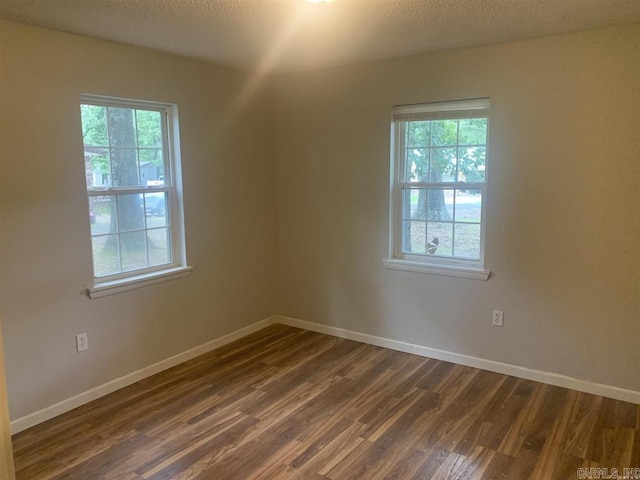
[386, 98, 490, 280]
[81, 95, 190, 297]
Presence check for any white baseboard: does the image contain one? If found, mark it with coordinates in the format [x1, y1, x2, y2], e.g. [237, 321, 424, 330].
[273, 315, 640, 405]
[12, 314, 639, 434]
[10, 317, 275, 434]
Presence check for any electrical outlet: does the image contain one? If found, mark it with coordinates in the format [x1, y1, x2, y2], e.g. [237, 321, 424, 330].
[76, 333, 88, 352]
[492, 310, 504, 327]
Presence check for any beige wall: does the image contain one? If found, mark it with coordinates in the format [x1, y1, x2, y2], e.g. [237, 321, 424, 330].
[272, 24, 640, 392]
[0, 19, 639, 427]
[0, 21, 277, 420]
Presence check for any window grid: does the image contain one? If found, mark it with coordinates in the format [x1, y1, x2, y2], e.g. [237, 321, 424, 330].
[82, 99, 178, 280]
[392, 103, 489, 267]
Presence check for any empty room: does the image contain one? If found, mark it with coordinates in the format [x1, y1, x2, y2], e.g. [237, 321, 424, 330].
[0, 0, 639, 479]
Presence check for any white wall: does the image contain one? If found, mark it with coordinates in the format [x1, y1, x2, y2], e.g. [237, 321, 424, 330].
[272, 24, 640, 392]
[0, 21, 277, 420]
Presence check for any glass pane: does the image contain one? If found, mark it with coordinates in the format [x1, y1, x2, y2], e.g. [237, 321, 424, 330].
[402, 220, 426, 254]
[90, 196, 118, 236]
[426, 222, 453, 257]
[454, 190, 482, 223]
[403, 188, 426, 220]
[84, 148, 110, 188]
[148, 228, 171, 266]
[406, 148, 428, 182]
[108, 107, 137, 147]
[454, 224, 481, 259]
[120, 231, 148, 271]
[431, 119, 458, 146]
[139, 149, 165, 186]
[117, 194, 145, 232]
[429, 147, 456, 182]
[92, 235, 121, 277]
[110, 148, 140, 187]
[135, 110, 163, 147]
[407, 121, 430, 148]
[145, 193, 167, 227]
[457, 146, 486, 183]
[458, 118, 487, 146]
[426, 188, 454, 221]
[81, 105, 108, 147]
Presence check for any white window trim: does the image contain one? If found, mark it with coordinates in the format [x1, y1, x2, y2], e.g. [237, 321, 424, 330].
[386, 98, 491, 280]
[87, 266, 193, 299]
[383, 259, 490, 280]
[81, 94, 191, 297]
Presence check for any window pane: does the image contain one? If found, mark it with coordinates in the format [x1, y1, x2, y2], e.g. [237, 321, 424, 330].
[429, 147, 456, 182]
[402, 220, 426, 254]
[405, 148, 428, 182]
[145, 193, 167, 227]
[110, 148, 140, 187]
[120, 231, 148, 271]
[148, 228, 171, 266]
[459, 118, 487, 146]
[92, 235, 121, 277]
[90, 196, 117, 236]
[82, 97, 182, 281]
[108, 107, 137, 147]
[431, 120, 458, 146]
[84, 148, 111, 188]
[454, 224, 481, 259]
[457, 146, 486, 183]
[81, 105, 108, 147]
[407, 121, 430, 148]
[426, 222, 453, 257]
[139, 149, 165, 186]
[403, 188, 426, 220]
[136, 110, 163, 147]
[393, 101, 488, 266]
[426, 188, 454, 221]
[454, 190, 482, 223]
[117, 194, 144, 232]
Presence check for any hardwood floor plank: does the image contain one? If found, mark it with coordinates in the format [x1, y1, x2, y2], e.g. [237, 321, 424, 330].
[410, 448, 453, 480]
[528, 389, 576, 479]
[504, 447, 540, 480]
[521, 385, 568, 453]
[480, 451, 514, 480]
[633, 423, 640, 467]
[142, 414, 259, 480]
[12, 325, 639, 480]
[291, 421, 368, 479]
[498, 382, 547, 457]
[49, 431, 149, 480]
[563, 391, 603, 459]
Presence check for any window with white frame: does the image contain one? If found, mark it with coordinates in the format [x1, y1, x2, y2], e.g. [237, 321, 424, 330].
[80, 95, 187, 291]
[388, 98, 490, 275]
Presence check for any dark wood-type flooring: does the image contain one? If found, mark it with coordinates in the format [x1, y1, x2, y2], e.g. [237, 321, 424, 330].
[12, 324, 640, 479]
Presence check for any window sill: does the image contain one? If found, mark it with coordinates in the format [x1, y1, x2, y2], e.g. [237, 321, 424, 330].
[87, 266, 193, 299]
[383, 259, 490, 281]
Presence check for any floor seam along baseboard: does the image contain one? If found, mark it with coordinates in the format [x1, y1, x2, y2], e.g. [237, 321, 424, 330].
[273, 315, 640, 405]
[11, 314, 639, 433]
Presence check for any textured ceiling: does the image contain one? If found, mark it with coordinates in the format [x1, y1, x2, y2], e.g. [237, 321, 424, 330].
[1, 0, 639, 73]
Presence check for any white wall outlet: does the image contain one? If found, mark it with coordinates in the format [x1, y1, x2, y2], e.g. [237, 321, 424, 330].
[76, 333, 88, 352]
[492, 310, 504, 327]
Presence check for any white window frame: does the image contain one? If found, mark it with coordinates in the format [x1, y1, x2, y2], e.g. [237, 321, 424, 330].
[81, 95, 191, 298]
[384, 98, 491, 281]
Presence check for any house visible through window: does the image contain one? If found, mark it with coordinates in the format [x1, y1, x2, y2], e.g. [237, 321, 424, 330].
[80, 95, 187, 287]
[388, 98, 490, 274]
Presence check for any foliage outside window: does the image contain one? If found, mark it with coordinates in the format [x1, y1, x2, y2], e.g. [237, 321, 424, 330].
[80, 96, 185, 283]
[390, 98, 490, 270]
